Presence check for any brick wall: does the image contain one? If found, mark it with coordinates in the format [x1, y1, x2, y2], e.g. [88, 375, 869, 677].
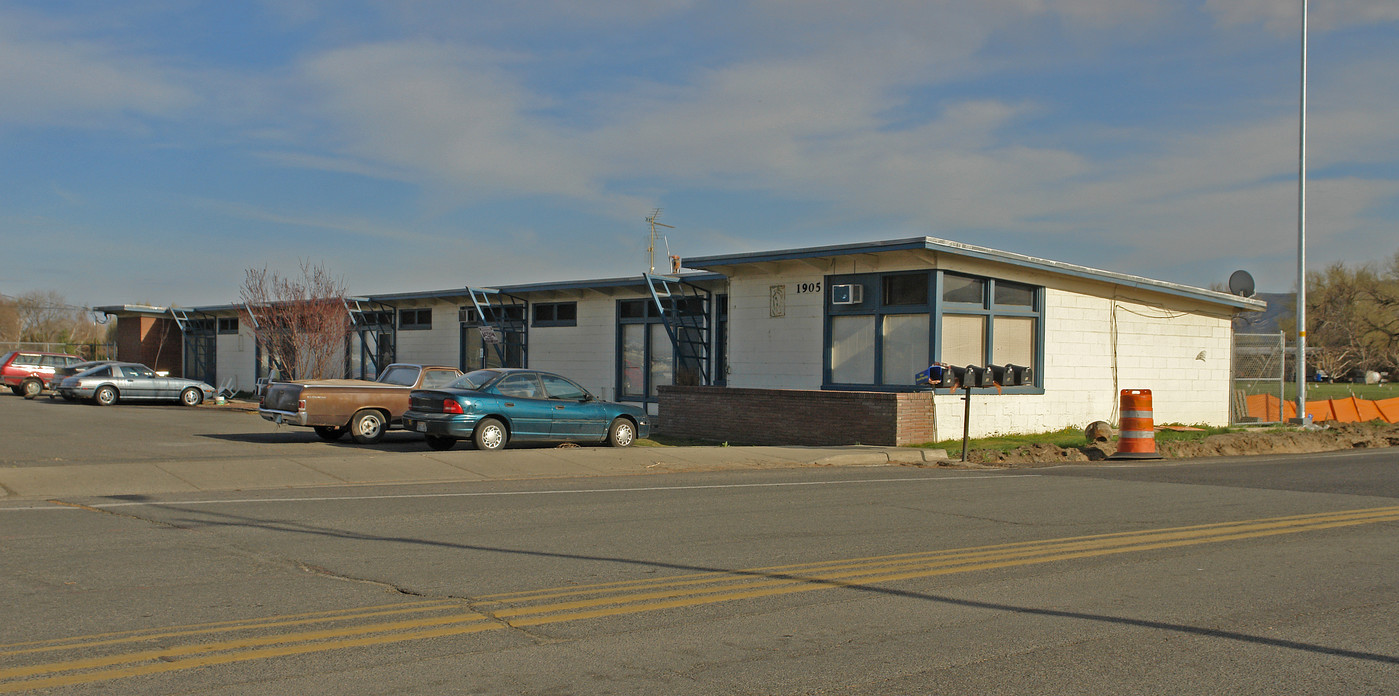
[116, 317, 183, 376]
[658, 386, 935, 446]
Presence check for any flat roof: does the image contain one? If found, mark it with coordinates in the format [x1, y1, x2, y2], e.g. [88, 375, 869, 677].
[94, 304, 171, 315]
[683, 236, 1267, 311]
[361, 273, 726, 302]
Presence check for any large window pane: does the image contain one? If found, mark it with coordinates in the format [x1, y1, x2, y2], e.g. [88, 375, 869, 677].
[882, 314, 929, 385]
[940, 314, 986, 367]
[942, 275, 985, 305]
[621, 324, 645, 397]
[620, 300, 648, 319]
[993, 316, 1036, 368]
[649, 323, 673, 397]
[994, 281, 1035, 308]
[882, 273, 928, 306]
[830, 315, 876, 384]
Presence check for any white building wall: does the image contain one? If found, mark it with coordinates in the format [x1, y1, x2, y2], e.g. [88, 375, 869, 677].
[391, 302, 460, 367]
[928, 289, 1233, 439]
[215, 322, 258, 394]
[525, 293, 624, 401]
[716, 253, 1238, 439]
[725, 268, 829, 389]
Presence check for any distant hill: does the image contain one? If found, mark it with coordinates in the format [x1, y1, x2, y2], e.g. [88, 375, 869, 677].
[1233, 292, 1292, 335]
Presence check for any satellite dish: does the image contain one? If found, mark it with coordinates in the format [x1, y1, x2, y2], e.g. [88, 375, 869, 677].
[1228, 270, 1255, 298]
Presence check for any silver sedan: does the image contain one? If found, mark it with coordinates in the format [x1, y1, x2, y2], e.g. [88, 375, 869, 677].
[58, 362, 217, 406]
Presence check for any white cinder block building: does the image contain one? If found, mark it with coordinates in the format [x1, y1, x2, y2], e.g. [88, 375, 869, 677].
[99, 236, 1263, 445]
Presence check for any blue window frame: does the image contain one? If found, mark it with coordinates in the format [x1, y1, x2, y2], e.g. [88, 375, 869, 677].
[399, 308, 432, 331]
[824, 271, 1043, 392]
[532, 302, 578, 327]
[616, 299, 668, 404]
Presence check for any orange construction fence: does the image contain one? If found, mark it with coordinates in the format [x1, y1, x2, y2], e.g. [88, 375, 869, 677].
[1246, 393, 1399, 424]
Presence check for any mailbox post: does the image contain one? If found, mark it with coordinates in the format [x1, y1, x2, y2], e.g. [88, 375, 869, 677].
[915, 363, 1033, 462]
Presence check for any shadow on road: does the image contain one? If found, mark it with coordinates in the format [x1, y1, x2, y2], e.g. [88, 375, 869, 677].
[195, 431, 427, 449]
[100, 497, 1399, 667]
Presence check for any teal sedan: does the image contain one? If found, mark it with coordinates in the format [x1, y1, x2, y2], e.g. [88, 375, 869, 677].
[402, 369, 650, 451]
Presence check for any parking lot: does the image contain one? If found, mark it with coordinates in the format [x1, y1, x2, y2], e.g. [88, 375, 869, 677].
[0, 392, 431, 469]
[0, 392, 932, 500]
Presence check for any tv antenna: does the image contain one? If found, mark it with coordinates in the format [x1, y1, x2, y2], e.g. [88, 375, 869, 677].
[646, 208, 675, 273]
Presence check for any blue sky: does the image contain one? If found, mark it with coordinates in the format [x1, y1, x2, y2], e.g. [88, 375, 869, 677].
[2, 0, 1397, 307]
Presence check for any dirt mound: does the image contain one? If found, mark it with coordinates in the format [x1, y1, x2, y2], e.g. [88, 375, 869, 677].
[970, 421, 1399, 466]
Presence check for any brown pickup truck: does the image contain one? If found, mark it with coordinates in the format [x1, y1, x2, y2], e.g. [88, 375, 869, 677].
[258, 364, 463, 444]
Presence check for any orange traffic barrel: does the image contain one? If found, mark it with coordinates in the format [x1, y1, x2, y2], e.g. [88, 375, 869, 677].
[1110, 389, 1162, 460]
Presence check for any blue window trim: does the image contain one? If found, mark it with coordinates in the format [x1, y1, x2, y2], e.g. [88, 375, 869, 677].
[399, 308, 432, 331]
[823, 270, 1045, 394]
[532, 301, 578, 328]
[615, 299, 664, 405]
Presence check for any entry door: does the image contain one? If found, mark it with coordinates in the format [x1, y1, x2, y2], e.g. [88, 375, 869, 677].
[460, 326, 525, 371]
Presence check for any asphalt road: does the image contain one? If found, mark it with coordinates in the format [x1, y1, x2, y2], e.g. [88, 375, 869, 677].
[3, 448, 1397, 694]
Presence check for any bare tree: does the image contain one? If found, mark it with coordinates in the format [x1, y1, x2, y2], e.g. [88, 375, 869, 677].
[0, 297, 18, 342]
[1294, 252, 1399, 378]
[1360, 251, 1399, 373]
[14, 291, 71, 342]
[0, 291, 107, 346]
[239, 261, 350, 381]
[1305, 263, 1370, 380]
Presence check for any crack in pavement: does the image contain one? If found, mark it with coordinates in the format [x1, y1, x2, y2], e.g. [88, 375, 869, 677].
[47, 498, 191, 529]
[290, 561, 564, 644]
[43, 498, 574, 643]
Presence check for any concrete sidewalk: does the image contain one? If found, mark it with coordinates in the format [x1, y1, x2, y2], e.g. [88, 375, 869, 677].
[0, 445, 950, 500]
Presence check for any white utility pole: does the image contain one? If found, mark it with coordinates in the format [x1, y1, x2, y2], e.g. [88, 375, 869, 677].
[1295, 0, 1309, 423]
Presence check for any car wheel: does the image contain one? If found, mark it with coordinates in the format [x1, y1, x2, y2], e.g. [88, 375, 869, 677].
[473, 418, 507, 451]
[95, 386, 118, 406]
[607, 418, 637, 447]
[21, 379, 42, 399]
[351, 410, 388, 444]
[425, 435, 456, 451]
[314, 425, 348, 442]
[180, 387, 204, 407]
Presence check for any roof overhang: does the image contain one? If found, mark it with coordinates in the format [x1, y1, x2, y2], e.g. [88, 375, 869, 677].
[93, 304, 170, 317]
[683, 236, 1267, 312]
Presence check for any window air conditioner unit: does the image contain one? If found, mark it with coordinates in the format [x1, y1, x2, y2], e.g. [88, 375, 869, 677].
[830, 284, 863, 305]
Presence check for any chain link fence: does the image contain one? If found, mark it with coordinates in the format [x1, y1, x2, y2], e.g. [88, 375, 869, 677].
[1232, 332, 1287, 424]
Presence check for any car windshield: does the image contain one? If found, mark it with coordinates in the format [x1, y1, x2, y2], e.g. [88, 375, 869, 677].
[376, 365, 421, 386]
[447, 370, 499, 391]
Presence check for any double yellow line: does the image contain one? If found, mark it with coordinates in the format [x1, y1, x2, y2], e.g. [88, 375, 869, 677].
[4, 505, 1397, 692]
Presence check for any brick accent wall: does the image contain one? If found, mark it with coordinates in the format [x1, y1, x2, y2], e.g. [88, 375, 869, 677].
[116, 317, 183, 376]
[658, 386, 935, 446]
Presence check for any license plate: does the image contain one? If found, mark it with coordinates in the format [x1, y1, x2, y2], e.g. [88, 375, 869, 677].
[415, 422, 427, 432]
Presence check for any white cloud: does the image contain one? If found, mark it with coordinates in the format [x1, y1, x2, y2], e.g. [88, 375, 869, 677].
[0, 12, 193, 128]
[1206, 0, 1399, 34]
[298, 41, 602, 201]
[2, 0, 1393, 298]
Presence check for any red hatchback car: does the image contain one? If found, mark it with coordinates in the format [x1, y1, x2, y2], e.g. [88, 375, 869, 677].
[1, 351, 85, 399]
